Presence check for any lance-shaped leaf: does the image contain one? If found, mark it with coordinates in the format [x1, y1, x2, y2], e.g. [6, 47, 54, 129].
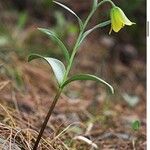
[61, 74, 114, 94]
[38, 28, 70, 64]
[78, 20, 111, 46]
[28, 54, 66, 86]
[54, 1, 83, 30]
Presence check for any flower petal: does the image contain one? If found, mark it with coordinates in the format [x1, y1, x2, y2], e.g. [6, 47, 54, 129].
[116, 7, 135, 25]
[111, 8, 123, 32]
[110, 6, 135, 34]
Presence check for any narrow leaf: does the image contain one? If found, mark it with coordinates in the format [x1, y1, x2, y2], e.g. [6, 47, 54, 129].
[78, 20, 111, 46]
[62, 74, 114, 94]
[38, 28, 70, 64]
[54, 1, 83, 30]
[28, 54, 66, 85]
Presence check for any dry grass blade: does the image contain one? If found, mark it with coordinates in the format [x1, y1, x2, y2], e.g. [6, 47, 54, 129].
[0, 81, 10, 91]
[0, 103, 16, 127]
[51, 122, 81, 142]
[73, 135, 98, 149]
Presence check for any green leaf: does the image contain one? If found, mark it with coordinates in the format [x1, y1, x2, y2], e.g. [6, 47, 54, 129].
[132, 120, 140, 131]
[61, 74, 114, 94]
[54, 1, 83, 30]
[17, 11, 28, 29]
[28, 54, 66, 86]
[78, 20, 111, 46]
[38, 28, 70, 64]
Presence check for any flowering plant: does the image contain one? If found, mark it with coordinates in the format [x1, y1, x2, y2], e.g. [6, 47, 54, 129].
[28, 0, 135, 149]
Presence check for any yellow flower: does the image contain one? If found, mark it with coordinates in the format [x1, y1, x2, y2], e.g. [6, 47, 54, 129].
[109, 6, 135, 34]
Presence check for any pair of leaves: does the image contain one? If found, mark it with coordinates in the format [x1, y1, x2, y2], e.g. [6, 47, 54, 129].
[39, 1, 110, 63]
[38, 0, 83, 64]
[29, 1, 114, 93]
[28, 54, 114, 94]
[39, 19, 111, 64]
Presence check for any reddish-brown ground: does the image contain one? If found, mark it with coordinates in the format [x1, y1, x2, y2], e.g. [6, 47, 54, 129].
[0, 39, 146, 149]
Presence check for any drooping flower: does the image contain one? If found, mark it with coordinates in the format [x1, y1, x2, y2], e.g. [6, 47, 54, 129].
[109, 6, 135, 34]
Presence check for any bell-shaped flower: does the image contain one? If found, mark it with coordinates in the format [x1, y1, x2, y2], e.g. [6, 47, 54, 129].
[109, 6, 135, 34]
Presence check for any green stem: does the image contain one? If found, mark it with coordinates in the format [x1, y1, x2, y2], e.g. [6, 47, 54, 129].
[33, 1, 116, 149]
[62, 9, 97, 83]
[62, 31, 83, 83]
[33, 88, 62, 150]
[62, 0, 114, 83]
[97, 0, 116, 8]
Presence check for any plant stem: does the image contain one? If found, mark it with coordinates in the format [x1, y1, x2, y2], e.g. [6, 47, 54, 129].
[62, 32, 83, 82]
[33, 88, 62, 150]
[33, 1, 115, 149]
[33, 7, 95, 146]
[62, 9, 96, 83]
[97, 0, 116, 8]
[62, 0, 115, 84]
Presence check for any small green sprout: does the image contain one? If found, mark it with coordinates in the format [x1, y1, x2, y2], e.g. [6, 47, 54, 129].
[28, 0, 135, 149]
[132, 120, 140, 131]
